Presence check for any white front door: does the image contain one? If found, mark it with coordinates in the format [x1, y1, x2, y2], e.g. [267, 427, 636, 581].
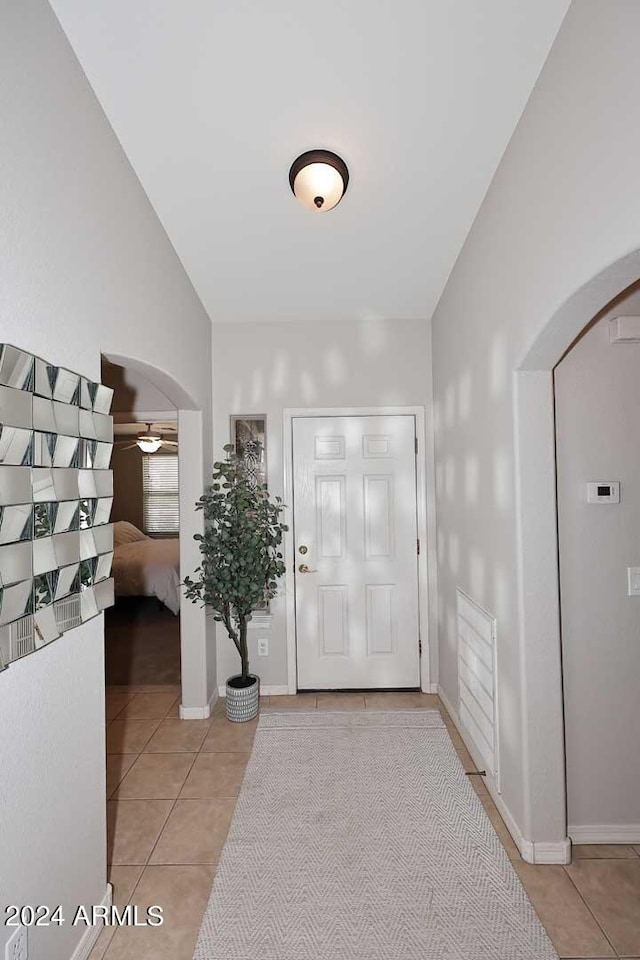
[292, 415, 420, 689]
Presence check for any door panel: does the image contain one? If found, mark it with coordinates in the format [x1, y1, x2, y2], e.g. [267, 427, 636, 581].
[293, 415, 420, 689]
[364, 475, 393, 558]
[316, 476, 346, 558]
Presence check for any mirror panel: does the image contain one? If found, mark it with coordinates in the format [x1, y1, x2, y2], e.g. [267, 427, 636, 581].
[92, 384, 114, 416]
[34, 359, 55, 398]
[0, 343, 114, 671]
[52, 436, 79, 468]
[33, 537, 57, 576]
[93, 442, 113, 470]
[0, 580, 33, 626]
[92, 524, 113, 556]
[0, 541, 32, 587]
[0, 504, 33, 544]
[55, 563, 79, 601]
[94, 497, 113, 527]
[54, 501, 79, 535]
[53, 368, 79, 405]
[0, 346, 34, 391]
[0, 426, 33, 466]
[79, 529, 97, 560]
[34, 502, 56, 538]
[93, 470, 113, 498]
[80, 586, 99, 622]
[34, 606, 61, 647]
[0, 385, 33, 428]
[79, 408, 97, 440]
[80, 378, 93, 410]
[0, 467, 33, 506]
[53, 531, 81, 568]
[94, 577, 114, 612]
[95, 551, 113, 584]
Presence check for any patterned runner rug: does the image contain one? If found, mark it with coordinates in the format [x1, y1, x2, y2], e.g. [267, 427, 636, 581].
[193, 710, 557, 959]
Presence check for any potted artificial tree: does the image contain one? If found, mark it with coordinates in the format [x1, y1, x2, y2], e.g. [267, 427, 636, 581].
[184, 445, 287, 722]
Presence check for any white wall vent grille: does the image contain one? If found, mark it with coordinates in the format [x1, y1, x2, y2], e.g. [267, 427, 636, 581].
[54, 595, 82, 633]
[456, 588, 499, 788]
[10, 615, 35, 659]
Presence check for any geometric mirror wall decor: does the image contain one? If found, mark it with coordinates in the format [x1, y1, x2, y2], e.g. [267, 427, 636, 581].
[0, 344, 115, 671]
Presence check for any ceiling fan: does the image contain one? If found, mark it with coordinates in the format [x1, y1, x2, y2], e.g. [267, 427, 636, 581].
[115, 423, 178, 454]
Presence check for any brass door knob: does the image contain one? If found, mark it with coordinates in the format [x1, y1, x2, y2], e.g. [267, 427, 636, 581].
[298, 563, 317, 574]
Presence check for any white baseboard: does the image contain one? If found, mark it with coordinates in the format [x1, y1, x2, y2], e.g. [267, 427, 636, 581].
[217, 683, 290, 697]
[69, 884, 112, 960]
[569, 823, 640, 844]
[180, 688, 218, 720]
[532, 839, 572, 863]
[437, 685, 571, 865]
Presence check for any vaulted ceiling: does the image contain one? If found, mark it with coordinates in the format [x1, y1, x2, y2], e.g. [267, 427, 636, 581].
[50, 0, 569, 324]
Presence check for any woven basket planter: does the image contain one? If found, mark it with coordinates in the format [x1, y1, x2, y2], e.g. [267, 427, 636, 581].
[225, 675, 260, 723]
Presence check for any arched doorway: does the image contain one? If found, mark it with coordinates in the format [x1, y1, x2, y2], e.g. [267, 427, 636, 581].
[513, 250, 640, 860]
[103, 352, 215, 718]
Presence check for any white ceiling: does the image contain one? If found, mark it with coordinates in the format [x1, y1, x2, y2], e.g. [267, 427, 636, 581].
[50, 0, 569, 324]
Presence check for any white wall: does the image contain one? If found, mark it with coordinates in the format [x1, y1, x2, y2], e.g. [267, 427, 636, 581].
[103, 360, 175, 418]
[212, 318, 433, 690]
[431, 0, 640, 851]
[0, 2, 213, 957]
[555, 292, 640, 837]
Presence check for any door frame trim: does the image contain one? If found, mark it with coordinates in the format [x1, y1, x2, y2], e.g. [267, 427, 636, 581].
[283, 405, 436, 695]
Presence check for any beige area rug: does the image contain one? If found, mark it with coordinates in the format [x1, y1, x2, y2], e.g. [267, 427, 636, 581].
[193, 711, 558, 959]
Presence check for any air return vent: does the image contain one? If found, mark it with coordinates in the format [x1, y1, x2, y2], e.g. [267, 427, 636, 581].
[456, 589, 499, 788]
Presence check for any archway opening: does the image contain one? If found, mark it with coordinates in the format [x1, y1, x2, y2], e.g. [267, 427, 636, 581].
[100, 352, 214, 721]
[513, 250, 640, 859]
[102, 358, 181, 692]
[554, 279, 640, 844]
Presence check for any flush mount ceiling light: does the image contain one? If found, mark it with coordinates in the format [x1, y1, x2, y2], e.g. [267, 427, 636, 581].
[289, 149, 349, 212]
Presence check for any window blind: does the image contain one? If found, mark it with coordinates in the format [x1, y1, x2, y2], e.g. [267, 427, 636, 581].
[142, 454, 179, 535]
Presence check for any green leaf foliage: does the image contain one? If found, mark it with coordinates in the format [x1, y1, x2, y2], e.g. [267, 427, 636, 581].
[183, 448, 288, 682]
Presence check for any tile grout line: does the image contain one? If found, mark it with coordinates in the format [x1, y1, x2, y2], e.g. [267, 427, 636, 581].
[105, 690, 636, 960]
[102, 699, 178, 959]
[135, 724, 212, 868]
[560, 863, 621, 958]
[107, 695, 204, 861]
[102, 716, 210, 957]
[102, 700, 250, 957]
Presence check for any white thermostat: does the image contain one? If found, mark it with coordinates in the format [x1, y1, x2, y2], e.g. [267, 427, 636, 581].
[586, 481, 620, 504]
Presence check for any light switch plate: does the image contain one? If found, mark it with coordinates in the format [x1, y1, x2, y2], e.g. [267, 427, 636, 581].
[627, 568, 640, 597]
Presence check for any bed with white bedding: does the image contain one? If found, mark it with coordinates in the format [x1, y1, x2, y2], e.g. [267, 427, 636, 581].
[112, 521, 181, 615]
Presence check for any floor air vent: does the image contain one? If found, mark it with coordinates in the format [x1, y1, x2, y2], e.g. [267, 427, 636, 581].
[456, 588, 499, 788]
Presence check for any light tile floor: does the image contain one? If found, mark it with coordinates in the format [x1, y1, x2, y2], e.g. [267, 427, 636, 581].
[93, 689, 640, 959]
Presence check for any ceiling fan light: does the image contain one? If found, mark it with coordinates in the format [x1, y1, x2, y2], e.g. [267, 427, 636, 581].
[137, 436, 162, 453]
[289, 150, 349, 212]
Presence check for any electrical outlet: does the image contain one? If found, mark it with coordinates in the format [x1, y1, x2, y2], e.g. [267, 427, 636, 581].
[5, 925, 28, 960]
[257, 638, 269, 657]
